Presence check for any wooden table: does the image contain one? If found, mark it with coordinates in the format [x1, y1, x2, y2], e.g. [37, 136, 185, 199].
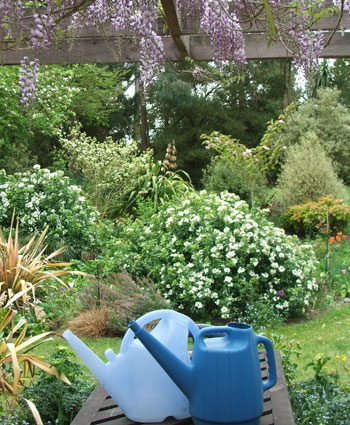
[71, 350, 295, 425]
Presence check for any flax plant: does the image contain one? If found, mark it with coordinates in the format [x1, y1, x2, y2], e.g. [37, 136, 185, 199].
[0, 218, 71, 307]
[0, 290, 70, 425]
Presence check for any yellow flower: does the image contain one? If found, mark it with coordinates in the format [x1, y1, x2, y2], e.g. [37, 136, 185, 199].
[342, 356, 347, 362]
[336, 355, 340, 359]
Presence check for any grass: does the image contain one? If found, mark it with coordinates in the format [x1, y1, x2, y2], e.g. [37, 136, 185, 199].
[267, 302, 350, 382]
[33, 303, 350, 386]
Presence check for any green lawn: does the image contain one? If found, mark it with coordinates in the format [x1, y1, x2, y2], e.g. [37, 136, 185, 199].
[35, 303, 350, 384]
[268, 303, 350, 382]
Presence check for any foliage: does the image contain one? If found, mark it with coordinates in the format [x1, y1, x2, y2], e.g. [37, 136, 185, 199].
[333, 59, 350, 109]
[69, 271, 169, 337]
[20, 347, 94, 425]
[234, 299, 284, 333]
[126, 160, 194, 213]
[148, 61, 293, 186]
[111, 191, 319, 320]
[282, 195, 350, 238]
[0, 64, 126, 173]
[59, 125, 153, 219]
[37, 276, 90, 332]
[281, 88, 350, 184]
[201, 135, 267, 207]
[289, 354, 350, 425]
[0, 219, 72, 308]
[0, 165, 100, 256]
[0, 295, 69, 425]
[0, 66, 77, 173]
[322, 231, 350, 297]
[202, 157, 260, 204]
[201, 103, 295, 205]
[277, 131, 348, 209]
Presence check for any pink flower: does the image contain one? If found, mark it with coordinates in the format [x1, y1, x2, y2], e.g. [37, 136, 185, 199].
[342, 270, 347, 274]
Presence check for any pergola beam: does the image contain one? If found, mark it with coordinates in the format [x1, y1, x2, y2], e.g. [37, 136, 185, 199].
[1, 3, 350, 65]
[2, 32, 350, 65]
[160, 0, 190, 60]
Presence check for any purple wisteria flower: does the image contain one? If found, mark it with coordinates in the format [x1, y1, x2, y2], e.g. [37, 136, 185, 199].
[1, 0, 348, 103]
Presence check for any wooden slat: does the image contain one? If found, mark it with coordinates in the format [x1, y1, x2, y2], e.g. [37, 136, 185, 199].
[70, 349, 295, 425]
[2, 31, 350, 65]
[269, 351, 295, 425]
[71, 385, 110, 425]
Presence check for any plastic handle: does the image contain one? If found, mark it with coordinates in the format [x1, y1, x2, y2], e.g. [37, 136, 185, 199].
[198, 326, 230, 344]
[120, 310, 199, 353]
[256, 335, 277, 391]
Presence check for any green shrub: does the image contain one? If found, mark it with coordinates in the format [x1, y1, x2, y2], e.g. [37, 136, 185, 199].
[0, 165, 100, 256]
[289, 353, 350, 425]
[111, 191, 319, 320]
[281, 87, 350, 184]
[20, 347, 94, 425]
[277, 131, 347, 209]
[282, 195, 350, 237]
[202, 157, 268, 206]
[59, 125, 153, 219]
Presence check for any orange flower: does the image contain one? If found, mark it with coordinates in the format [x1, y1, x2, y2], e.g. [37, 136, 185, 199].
[336, 235, 341, 243]
[329, 236, 335, 244]
[343, 235, 347, 239]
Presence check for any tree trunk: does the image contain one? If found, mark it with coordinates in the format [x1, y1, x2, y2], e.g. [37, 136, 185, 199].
[282, 59, 292, 109]
[133, 75, 141, 143]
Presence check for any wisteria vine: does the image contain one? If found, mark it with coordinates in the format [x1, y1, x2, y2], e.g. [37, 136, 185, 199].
[0, 0, 348, 105]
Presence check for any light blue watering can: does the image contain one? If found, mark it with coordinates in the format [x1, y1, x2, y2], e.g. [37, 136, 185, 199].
[128, 321, 277, 425]
[63, 310, 199, 422]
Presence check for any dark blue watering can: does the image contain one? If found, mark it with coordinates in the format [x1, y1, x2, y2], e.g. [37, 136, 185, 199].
[128, 321, 277, 425]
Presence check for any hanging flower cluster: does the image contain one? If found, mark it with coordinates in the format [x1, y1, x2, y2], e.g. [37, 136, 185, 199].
[19, 57, 40, 108]
[0, 0, 347, 101]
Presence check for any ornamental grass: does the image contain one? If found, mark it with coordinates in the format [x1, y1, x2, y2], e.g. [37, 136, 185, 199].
[0, 216, 71, 307]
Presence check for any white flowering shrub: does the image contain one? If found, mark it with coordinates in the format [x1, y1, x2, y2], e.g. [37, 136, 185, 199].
[0, 165, 99, 253]
[113, 191, 319, 320]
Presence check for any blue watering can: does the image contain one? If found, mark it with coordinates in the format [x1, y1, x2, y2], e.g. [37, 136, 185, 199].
[128, 321, 277, 425]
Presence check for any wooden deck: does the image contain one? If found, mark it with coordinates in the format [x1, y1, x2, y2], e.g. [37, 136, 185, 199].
[71, 350, 295, 425]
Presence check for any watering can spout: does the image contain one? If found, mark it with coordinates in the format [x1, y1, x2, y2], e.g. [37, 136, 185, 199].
[63, 329, 110, 384]
[128, 320, 193, 399]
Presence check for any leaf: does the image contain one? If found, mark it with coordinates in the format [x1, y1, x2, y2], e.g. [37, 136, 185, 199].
[7, 343, 21, 395]
[263, 0, 277, 40]
[24, 398, 44, 425]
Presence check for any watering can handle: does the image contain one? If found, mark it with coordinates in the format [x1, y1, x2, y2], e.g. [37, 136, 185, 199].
[198, 326, 230, 343]
[256, 335, 277, 391]
[120, 310, 199, 353]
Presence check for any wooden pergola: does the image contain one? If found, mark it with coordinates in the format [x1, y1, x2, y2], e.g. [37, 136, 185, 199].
[1, 0, 350, 65]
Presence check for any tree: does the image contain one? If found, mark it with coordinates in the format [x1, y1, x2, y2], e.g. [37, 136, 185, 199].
[0, 64, 126, 172]
[147, 60, 295, 186]
[281, 87, 350, 184]
[333, 59, 350, 108]
[277, 131, 347, 208]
